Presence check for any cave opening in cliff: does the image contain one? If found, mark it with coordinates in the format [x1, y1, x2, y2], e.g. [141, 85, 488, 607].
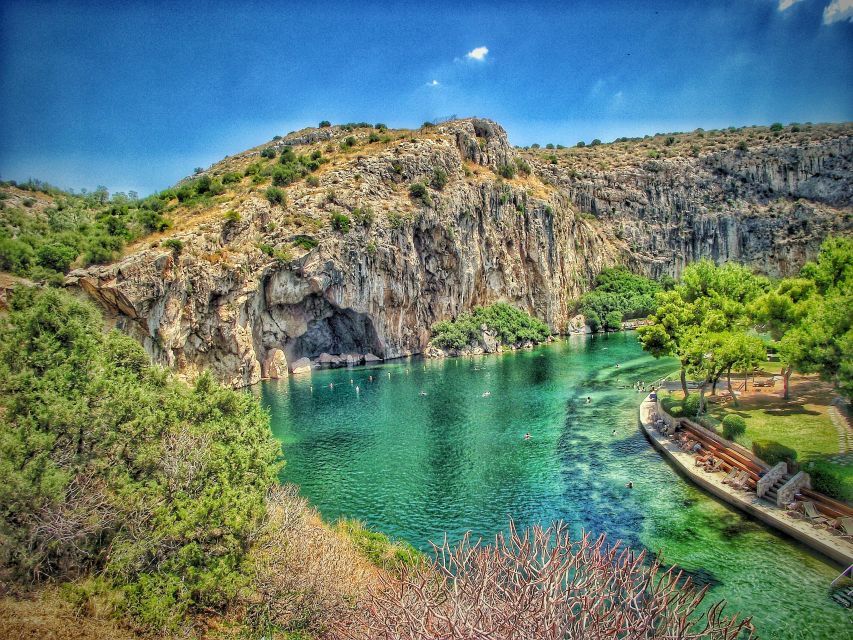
[287, 306, 384, 361]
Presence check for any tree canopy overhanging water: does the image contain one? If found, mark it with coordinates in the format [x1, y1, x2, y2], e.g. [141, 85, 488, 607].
[261, 333, 850, 638]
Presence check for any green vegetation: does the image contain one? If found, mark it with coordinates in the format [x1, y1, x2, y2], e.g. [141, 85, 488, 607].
[645, 239, 852, 501]
[721, 414, 746, 440]
[430, 303, 550, 350]
[0, 287, 281, 631]
[409, 181, 432, 206]
[639, 260, 770, 409]
[431, 167, 448, 190]
[0, 180, 176, 282]
[335, 519, 422, 575]
[497, 163, 517, 179]
[578, 267, 663, 332]
[161, 238, 183, 253]
[330, 211, 351, 233]
[294, 235, 319, 250]
[265, 187, 285, 205]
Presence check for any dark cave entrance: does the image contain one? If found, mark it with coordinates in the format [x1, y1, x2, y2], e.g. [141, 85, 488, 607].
[286, 306, 384, 362]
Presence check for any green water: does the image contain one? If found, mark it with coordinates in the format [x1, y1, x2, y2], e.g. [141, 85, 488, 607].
[261, 333, 850, 639]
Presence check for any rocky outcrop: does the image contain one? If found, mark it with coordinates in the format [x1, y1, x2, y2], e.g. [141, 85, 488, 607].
[534, 136, 853, 279]
[67, 119, 852, 387]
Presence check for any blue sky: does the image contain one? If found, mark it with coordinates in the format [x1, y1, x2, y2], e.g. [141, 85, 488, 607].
[1, 0, 851, 196]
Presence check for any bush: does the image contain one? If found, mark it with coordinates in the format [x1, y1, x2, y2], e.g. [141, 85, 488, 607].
[586, 311, 601, 333]
[431, 168, 448, 190]
[603, 310, 623, 332]
[497, 163, 517, 179]
[669, 405, 684, 418]
[683, 393, 701, 417]
[430, 303, 550, 350]
[331, 212, 351, 233]
[265, 187, 285, 206]
[224, 209, 242, 223]
[294, 235, 318, 250]
[352, 206, 374, 226]
[808, 460, 853, 502]
[752, 440, 797, 466]
[306, 174, 320, 187]
[590, 139, 602, 146]
[576, 141, 585, 148]
[409, 182, 431, 206]
[769, 122, 783, 132]
[737, 140, 748, 152]
[260, 147, 276, 159]
[162, 238, 183, 253]
[721, 414, 746, 441]
[319, 120, 331, 128]
[0, 288, 280, 630]
[222, 172, 241, 184]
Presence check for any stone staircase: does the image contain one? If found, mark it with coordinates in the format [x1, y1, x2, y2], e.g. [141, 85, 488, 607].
[763, 473, 792, 504]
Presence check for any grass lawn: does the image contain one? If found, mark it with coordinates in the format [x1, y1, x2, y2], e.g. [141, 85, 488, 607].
[660, 375, 853, 502]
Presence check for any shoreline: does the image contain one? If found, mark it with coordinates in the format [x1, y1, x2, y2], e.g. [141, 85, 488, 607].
[638, 394, 853, 567]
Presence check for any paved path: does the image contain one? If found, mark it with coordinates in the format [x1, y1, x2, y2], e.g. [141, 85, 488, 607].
[828, 401, 853, 463]
[639, 395, 853, 567]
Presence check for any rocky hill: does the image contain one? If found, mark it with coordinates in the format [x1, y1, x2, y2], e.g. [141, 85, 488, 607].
[63, 119, 852, 386]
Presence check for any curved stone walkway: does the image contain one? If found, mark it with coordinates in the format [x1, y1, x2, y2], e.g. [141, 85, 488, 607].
[828, 401, 853, 464]
[639, 395, 853, 567]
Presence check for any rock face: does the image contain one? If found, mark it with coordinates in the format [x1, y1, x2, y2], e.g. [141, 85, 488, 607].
[533, 136, 853, 279]
[67, 119, 852, 387]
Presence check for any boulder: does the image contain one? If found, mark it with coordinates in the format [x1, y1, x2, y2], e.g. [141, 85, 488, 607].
[481, 330, 498, 353]
[318, 352, 336, 365]
[363, 353, 382, 362]
[345, 353, 363, 367]
[263, 348, 288, 379]
[289, 356, 313, 375]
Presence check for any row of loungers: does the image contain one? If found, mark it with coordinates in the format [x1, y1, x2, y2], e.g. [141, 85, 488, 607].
[650, 410, 853, 537]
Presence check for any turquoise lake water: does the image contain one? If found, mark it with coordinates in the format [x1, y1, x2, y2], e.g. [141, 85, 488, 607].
[260, 333, 851, 638]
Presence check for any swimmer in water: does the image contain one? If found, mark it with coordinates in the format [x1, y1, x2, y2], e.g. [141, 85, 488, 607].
[586, 396, 591, 403]
[615, 363, 620, 368]
[419, 390, 427, 396]
[626, 481, 634, 489]
[612, 429, 617, 435]
[350, 379, 353, 384]
[329, 383, 334, 389]
[524, 433, 531, 440]
[369, 375, 373, 382]
[355, 385, 360, 393]
[482, 391, 491, 397]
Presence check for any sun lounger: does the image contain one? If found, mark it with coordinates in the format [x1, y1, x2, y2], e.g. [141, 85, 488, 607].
[839, 517, 853, 539]
[722, 468, 739, 484]
[803, 501, 831, 525]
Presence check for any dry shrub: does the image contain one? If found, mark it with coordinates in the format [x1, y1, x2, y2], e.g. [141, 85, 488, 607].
[338, 520, 753, 640]
[240, 484, 377, 635]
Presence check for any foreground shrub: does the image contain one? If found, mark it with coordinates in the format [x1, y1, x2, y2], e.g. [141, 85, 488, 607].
[752, 439, 797, 466]
[721, 414, 747, 441]
[242, 485, 376, 635]
[340, 521, 752, 639]
[0, 287, 281, 631]
[265, 187, 285, 205]
[331, 212, 351, 233]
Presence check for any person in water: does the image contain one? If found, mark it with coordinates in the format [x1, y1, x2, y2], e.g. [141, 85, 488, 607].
[586, 396, 591, 403]
[524, 433, 531, 440]
[626, 481, 634, 489]
[612, 429, 617, 435]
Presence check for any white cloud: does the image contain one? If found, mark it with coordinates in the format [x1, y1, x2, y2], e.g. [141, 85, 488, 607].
[823, 0, 853, 23]
[466, 46, 489, 61]
[778, 0, 805, 11]
[427, 79, 440, 86]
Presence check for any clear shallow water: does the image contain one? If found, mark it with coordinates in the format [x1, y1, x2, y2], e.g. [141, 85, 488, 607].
[260, 333, 851, 638]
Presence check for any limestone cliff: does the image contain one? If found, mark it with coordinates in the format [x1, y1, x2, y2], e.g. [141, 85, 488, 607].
[67, 119, 852, 387]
